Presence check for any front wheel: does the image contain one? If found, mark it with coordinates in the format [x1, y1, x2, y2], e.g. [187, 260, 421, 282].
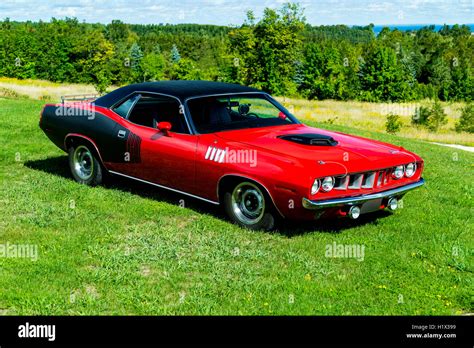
[224, 181, 277, 231]
[68, 144, 103, 186]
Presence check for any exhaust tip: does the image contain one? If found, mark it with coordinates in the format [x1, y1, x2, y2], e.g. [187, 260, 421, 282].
[348, 205, 361, 220]
[388, 197, 398, 211]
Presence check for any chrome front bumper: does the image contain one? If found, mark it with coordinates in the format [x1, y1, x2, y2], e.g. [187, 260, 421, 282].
[302, 178, 425, 210]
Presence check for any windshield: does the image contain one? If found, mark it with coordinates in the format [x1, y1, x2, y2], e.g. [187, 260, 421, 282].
[186, 94, 298, 134]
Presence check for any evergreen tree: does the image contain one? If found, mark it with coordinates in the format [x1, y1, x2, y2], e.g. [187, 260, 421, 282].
[130, 42, 144, 71]
[171, 44, 181, 63]
[0, 4, 472, 103]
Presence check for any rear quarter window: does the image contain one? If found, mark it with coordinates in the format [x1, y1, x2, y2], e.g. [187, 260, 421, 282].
[113, 94, 141, 118]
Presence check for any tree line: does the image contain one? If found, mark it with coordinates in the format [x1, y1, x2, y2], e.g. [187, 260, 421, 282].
[0, 3, 472, 102]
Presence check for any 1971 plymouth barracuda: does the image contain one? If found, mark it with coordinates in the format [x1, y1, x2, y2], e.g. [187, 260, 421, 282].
[40, 81, 424, 230]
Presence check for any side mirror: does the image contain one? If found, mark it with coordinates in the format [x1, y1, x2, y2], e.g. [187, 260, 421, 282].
[157, 121, 172, 135]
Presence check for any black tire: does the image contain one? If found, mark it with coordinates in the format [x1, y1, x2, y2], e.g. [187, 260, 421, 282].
[223, 181, 277, 231]
[68, 144, 103, 186]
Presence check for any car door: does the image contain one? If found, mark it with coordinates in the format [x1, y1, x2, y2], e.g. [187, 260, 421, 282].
[109, 93, 198, 195]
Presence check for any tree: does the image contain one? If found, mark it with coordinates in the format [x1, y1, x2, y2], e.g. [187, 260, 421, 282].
[412, 105, 430, 126]
[449, 62, 473, 101]
[106, 20, 131, 44]
[426, 100, 447, 131]
[429, 57, 452, 100]
[171, 44, 181, 63]
[130, 42, 143, 70]
[0, 9, 472, 103]
[142, 51, 165, 81]
[359, 45, 414, 101]
[411, 101, 447, 131]
[386, 114, 403, 134]
[129, 42, 144, 82]
[169, 58, 201, 80]
[229, 3, 306, 95]
[455, 103, 474, 133]
[300, 42, 359, 100]
[72, 28, 114, 89]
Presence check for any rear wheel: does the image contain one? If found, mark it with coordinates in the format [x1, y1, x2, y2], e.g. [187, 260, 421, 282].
[224, 181, 276, 231]
[68, 144, 103, 186]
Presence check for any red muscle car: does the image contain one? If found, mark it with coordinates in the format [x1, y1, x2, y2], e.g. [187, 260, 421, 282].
[40, 81, 425, 230]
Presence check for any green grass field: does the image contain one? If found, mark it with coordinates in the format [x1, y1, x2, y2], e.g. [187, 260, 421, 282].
[0, 97, 472, 315]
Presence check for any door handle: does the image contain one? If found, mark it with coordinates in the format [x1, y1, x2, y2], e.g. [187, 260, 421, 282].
[117, 130, 126, 138]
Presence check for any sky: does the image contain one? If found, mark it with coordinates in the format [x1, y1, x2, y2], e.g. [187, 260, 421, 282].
[0, 0, 472, 26]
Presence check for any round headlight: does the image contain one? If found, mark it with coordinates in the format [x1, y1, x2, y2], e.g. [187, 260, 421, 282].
[405, 163, 416, 178]
[392, 166, 404, 179]
[311, 179, 320, 195]
[321, 177, 335, 192]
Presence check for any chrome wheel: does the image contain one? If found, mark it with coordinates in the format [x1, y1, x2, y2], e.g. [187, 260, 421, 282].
[73, 145, 93, 181]
[231, 182, 265, 225]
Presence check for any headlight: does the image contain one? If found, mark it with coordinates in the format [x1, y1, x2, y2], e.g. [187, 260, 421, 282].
[321, 176, 335, 192]
[405, 163, 416, 178]
[392, 165, 404, 179]
[311, 179, 320, 195]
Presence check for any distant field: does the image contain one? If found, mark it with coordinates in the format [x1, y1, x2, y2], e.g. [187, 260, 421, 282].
[0, 77, 98, 102]
[1, 77, 471, 146]
[0, 96, 472, 315]
[277, 97, 473, 147]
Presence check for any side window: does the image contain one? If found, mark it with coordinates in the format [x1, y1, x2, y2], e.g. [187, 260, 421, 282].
[127, 94, 189, 134]
[113, 94, 141, 118]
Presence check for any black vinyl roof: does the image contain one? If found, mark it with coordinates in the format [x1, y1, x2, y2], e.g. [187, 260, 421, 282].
[95, 80, 262, 107]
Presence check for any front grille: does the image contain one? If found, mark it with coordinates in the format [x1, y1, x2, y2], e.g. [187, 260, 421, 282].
[334, 176, 349, 190]
[348, 174, 364, 189]
[334, 168, 395, 191]
[362, 172, 376, 188]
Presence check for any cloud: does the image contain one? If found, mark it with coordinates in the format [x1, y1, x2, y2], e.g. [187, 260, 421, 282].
[0, 0, 472, 25]
[53, 7, 78, 17]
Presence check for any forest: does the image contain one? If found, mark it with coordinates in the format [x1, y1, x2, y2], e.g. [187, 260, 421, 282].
[0, 3, 472, 103]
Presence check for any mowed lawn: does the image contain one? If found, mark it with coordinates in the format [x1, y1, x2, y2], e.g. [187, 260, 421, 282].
[0, 97, 472, 315]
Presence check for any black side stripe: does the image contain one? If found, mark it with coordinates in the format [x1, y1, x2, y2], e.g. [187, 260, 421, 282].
[126, 132, 142, 163]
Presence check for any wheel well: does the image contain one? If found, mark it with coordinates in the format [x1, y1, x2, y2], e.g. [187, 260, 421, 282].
[217, 175, 283, 217]
[218, 175, 242, 203]
[64, 135, 105, 168]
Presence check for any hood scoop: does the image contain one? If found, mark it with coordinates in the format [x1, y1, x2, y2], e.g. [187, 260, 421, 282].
[278, 133, 338, 146]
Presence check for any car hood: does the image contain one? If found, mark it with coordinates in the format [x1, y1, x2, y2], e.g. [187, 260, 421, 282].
[215, 124, 420, 174]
